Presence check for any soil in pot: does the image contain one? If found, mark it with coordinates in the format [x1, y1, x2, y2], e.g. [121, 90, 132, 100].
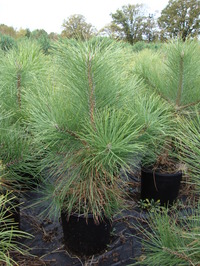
[141, 168, 182, 206]
[61, 212, 112, 256]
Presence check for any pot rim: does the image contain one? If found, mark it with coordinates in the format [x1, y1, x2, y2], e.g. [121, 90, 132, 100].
[141, 167, 182, 177]
[61, 211, 111, 221]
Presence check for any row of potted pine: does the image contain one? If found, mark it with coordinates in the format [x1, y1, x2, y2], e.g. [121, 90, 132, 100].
[0, 37, 200, 258]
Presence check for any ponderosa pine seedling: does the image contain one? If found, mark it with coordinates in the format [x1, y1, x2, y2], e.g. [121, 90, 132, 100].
[130, 38, 200, 204]
[0, 40, 51, 187]
[29, 38, 148, 221]
[132, 38, 200, 171]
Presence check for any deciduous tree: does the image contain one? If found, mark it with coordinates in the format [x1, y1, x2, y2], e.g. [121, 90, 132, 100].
[0, 34, 16, 51]
[30, 29, 51, 54]
[110, 4, 146, 44]
[0, 24, 16, 38]
[61, 14, 96, 40]
[142, 14, 159, 42]
[158, 0, 200, 40]
[16, 27, 27, 39]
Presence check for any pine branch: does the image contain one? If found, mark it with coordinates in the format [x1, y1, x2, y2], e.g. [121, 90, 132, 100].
[176, 51, 184, 106]
[54, 124, 87, 146]
[87, 53, 96, 129]
[176, 100, 200, 110]
[17, 72, 21, 109]
[54, 124, 79, 139]
[6, 158, 23, 168]
[139, 73, 172, 105]
[163, 247, 196, 266]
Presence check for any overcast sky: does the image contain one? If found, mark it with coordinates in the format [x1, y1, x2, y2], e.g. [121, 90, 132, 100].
[0, 0, 169, 34]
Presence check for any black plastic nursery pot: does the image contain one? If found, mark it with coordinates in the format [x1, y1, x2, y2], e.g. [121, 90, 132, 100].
[61, 212, 112, 256]
[141, 168, 182, 206]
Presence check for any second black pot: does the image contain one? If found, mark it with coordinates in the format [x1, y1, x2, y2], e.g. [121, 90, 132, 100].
[61, 212, 111, 256]
[141, 168, 182, 206]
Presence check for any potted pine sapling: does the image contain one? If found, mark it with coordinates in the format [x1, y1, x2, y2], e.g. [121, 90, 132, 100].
[0, 192, 32, 266]
[0, 39, 49, 122]
[132, 38, 200, 206]
[127, 88, 176, 205]
[0, 110, 33, 225]
[29, 38, 146, 256]
[0, 39, 50, 188]
[177, 108, 200, 195]
[0, 116, 36, 192]
[132, 199, 200, 266]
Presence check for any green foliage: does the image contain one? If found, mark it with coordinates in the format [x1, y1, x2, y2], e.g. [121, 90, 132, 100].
[0, 34, 16, 51]
[178, 109, 200, 193]
[16, 28, 27, 39]
[0, 24, 16, 38]
[30, 29, 51, 54]
[162, 39, 200, 107]
[133, 201, 200, 265]
[61, 14, 96, 40]
[0, 118, 38, 187]
[131, 39, 200, 168]
[28, 38, 147, 221]
[132, 41, 162, 52]
[133, 39, 200, 107]
[127, 87, 175, 167]
[110, 5, 158, 44]
[51, 38, 138, 112]
[0, 39, 50, 186]
[110, 4, 145, 45]
[158, 0, 200, 40]
[0, 39, 50, 121]
[25, 28, 31, 38]
[142, 14, 159, 42]
[0, 193, 32, 265]
[138, 198, 161, 212]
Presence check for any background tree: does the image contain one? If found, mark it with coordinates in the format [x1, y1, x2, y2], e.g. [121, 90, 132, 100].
[158, 0, 200, 41]
[110, 4, 146, 45]
[0, 34, 16, 51]
[30, 29, 51, 54]
[142, 14, 159, 42]
[30, 29, 48, 39]
[25, 28, 31, 38]
[98, 23, 123, 40]
[16, 27, 27, 39]
[48, 32, 59, 40]
[0, 24, 16, 38]
[61, 14, 96, 40]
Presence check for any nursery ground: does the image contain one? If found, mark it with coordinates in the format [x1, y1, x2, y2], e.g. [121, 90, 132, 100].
[15, 175, 188, 266]
[14, 176, 147, 266]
